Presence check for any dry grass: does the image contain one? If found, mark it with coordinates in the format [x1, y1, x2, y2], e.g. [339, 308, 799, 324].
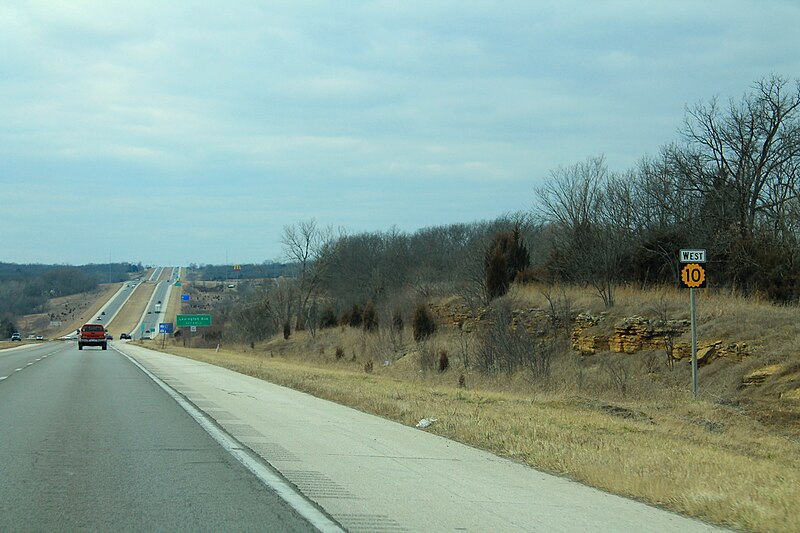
[134, 282, 800, 531]
[152, 327, 799, 532]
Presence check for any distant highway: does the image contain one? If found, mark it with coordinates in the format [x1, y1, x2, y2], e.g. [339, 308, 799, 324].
[0, 341, 319, 532]
[147, 266, 165, 282]
[133, 267, 179, 340]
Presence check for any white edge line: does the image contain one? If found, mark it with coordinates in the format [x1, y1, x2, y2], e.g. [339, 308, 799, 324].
[117, 347, 345, 533]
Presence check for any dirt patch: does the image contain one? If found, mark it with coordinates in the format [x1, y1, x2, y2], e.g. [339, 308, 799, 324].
[580, 399, 655, 424]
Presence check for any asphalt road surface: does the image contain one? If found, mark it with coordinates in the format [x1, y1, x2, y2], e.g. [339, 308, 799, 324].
[0, 342, 319, 532]
[134, 268, 177, 340]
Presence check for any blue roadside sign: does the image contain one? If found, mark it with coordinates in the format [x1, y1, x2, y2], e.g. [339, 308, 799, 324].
[158, 322, 174, 334]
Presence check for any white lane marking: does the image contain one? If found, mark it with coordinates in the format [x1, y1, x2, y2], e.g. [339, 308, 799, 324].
[36, 358, 42, 361]
[118, 348, 345, 533]
[26, 362, 34, 366]
[0, 376, 7, 381]
[14, 368, 23, 372]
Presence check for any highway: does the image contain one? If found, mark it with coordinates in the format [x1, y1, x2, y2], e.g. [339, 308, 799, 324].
[133, 267, 178, 340]
[0, 341, 320, 532]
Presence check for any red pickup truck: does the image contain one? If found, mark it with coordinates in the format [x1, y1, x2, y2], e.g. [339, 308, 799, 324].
[78, 323, 107, 350]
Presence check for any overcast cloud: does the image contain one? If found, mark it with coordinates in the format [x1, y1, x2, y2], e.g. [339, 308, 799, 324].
[2, 1, 799, 266]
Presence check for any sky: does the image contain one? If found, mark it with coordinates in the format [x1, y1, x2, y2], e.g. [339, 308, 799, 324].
[2, 1, 799, 267]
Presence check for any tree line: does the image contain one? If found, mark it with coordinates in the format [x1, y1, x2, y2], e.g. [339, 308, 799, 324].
[0, 262, 143, 320]
[210, 75, 800, 347]
[537, 75, 800, 304]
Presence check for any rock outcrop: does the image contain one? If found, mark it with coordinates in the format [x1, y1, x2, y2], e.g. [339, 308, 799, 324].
[430, 301, 750, 363]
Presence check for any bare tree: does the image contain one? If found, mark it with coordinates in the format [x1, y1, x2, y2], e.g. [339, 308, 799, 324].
[535, 155, 629, 306]
[671, 75, 800, 241]
[282, 219, 333, 330]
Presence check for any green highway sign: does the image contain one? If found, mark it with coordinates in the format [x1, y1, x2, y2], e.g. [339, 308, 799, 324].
[175, 281, 182, 286]
[176, 314, 212, 327]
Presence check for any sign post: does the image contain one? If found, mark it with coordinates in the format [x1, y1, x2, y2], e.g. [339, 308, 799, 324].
[679, 249, 706, 400]
[177, 315, 211, 349]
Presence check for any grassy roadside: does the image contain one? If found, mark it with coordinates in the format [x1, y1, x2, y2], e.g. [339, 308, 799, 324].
[107, 281, 157, 336]
[144, 338, 798, 533]
[52, 282, 123, 338]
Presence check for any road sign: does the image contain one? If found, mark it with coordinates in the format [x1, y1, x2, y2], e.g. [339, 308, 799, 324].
[159, 322, 174, 334]
[181, 294, 190, 301]
[175, 281, 182, 287]
[680, 263, 707, 288]
[176, 314, 212, 327]
[678, 248, 709, 400]
[679, 249, 706, 263]
[190, 326, 197, 332]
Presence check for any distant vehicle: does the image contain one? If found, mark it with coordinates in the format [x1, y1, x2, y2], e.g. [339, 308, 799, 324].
[35, 335, 44, 341]
[228, 284, 235, 288]
[105, 333, 113, 340]
[101, 311, 106, 315]
[78, 323, 107, 350]
[119, 333, 131, 340]
[11, 332, 21, 341]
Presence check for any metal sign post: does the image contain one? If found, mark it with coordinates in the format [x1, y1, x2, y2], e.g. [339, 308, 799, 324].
[690, 288, 698, 399]
[679, 249, 706, 400]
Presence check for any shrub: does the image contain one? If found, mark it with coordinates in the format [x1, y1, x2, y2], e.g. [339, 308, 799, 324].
[438, 350, 449, 373]
[475, 302, 551, 378]
[342, 303, 363, 328]
[484, 227, 530, 300]
[363, 302, 379, 332]
[392, 310, 404, 331]
[320, 306, 338, 329]
[335, 346, 345, 360]
[412, 304, 436, 341]
[0, 317, 17, 338]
